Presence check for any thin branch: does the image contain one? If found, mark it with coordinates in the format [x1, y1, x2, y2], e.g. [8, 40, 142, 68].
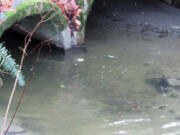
[41, 11, 58, 23]
[0, 69, 11, 75]
[4, 42, 51, 135]
[28, 38, 53, 55]
[0, 7, 57, 135]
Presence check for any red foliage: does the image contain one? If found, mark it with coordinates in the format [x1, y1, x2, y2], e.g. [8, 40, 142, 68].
[49, 0, 82, 33]
[0, 0, 14, 12]
[0, 0, 82, 33]
[0, 0, 15, 24]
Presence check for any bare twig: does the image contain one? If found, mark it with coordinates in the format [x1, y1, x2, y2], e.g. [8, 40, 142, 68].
[0, 7, 57, 135]
[0, 69, 11, 75]
[28, 38, 53, 55]
[4, 42, 51, 135]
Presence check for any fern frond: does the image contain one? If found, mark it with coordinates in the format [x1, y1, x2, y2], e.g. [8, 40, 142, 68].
[0, 43, 25, 86]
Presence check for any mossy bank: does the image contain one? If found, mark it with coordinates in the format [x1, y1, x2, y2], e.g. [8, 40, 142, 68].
[0, 0, 95, 49]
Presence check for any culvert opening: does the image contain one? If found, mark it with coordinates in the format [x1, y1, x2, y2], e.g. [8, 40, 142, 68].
[0, 14, 66, 59]
[0, 28, 59, 61]
[86, 0, 180, 38]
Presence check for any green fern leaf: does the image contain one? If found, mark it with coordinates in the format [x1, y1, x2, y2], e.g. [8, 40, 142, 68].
[0, 43, 25, 86]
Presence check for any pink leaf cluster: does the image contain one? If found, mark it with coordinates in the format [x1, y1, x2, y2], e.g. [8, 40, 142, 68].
[0, 0, 82, 34]
[0, 0, 15, 12]
[0, 0, 15, 24]
[49, 0, 82, 33]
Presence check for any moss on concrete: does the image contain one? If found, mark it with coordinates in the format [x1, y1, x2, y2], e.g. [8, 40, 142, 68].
[78, 0, 95, 27]
[0, 0, 67, 37]
[0, 0, 95, 48]
[76, 0, 95, 45]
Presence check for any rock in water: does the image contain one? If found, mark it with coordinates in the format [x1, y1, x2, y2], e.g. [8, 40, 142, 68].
[159, 77, 169, 92]
[167, 78, 180, 88]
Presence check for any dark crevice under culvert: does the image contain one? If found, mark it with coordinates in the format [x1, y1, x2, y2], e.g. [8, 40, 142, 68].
[87, 0, 180, 36]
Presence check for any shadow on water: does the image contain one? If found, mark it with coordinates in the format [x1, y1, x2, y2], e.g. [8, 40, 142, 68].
[145, 77, 169, 94]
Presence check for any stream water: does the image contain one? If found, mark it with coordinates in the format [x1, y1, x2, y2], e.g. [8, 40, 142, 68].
[1, 0, 180, 135]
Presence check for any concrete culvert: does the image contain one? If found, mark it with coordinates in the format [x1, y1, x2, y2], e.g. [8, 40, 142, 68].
[1, 0, 180, 49]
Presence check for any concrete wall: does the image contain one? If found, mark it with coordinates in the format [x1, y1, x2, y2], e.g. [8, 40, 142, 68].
[3, 0, 179, 49]
[0, 0, 95, 49]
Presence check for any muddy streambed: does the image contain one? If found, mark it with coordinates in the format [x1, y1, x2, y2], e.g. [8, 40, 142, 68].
[1, 0, 180, 135]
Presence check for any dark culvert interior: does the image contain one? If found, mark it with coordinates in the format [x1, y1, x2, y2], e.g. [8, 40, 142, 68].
[86, 0, 180, 38]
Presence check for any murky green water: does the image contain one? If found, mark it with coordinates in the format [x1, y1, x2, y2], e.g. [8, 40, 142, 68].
[2, 1, 180, 135]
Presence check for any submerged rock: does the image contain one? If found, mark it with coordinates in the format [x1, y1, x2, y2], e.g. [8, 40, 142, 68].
[167, 78, 180, 88]
[169, 93, 179, 98]
[159, 77, 169, 92]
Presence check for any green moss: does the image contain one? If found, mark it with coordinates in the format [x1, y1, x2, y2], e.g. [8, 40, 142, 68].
[0, 0, 67, 37]
[77, 0, 84, 8]
[0, 0, 95, 47]
[77, 0, 95, 30]
[0, 0, 95, 37]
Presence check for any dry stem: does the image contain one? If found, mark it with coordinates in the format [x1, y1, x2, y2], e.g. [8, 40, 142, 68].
[0, 7, 57, 135]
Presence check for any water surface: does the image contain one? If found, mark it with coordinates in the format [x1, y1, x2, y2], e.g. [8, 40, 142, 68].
[1, 0, 180, 135]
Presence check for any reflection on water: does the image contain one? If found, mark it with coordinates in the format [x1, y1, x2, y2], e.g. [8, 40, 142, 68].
[2, 1, 180, 135]
[1, 28, 180, 135]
